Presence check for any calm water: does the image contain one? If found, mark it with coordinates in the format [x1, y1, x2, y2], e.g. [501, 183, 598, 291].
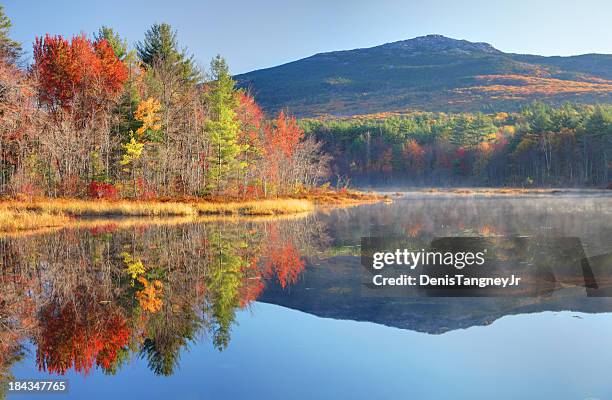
[2, 192, 612, 399]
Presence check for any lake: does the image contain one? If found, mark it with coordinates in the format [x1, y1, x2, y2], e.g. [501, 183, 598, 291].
[2, 191, 612, 399]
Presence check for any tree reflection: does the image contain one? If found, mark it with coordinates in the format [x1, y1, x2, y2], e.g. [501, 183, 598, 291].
[0, 241, 35, 393]
[139, 304, 201, 376]
[0, 215, 326, 379]
[36, 293, 131, 375]
[262, 225, 306, 289]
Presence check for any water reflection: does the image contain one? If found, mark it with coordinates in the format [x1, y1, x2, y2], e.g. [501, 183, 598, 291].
[1, 193, 611, 394]
[261, 195, 612, 333]
[0, 216, 328, 387]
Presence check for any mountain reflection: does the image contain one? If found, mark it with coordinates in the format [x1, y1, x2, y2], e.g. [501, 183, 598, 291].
[0, 216, 327, 383]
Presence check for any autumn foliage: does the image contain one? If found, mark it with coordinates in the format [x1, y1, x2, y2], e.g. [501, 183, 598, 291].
[266, 111, 303, 159]
[468, 74, 612, 96]
[302, 104, 612, 186]
[88, 181, 118, 199]
[1, 18, 329, 200]
[236, 92, 264, 145]
[36, 298, 130, 375]
[261, 226, 306, 288]
[33, 34, 128, 110]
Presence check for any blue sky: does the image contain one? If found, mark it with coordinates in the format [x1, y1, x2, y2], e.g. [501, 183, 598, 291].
[4, 0, 612, 74]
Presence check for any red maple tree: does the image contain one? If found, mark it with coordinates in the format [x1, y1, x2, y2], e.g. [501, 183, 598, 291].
[33, 34, 128, 111]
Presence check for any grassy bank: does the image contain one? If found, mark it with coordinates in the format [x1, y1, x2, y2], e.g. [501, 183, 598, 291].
[0, 190, 384, 232]
[5, 198, 315, 217]
[299, 188, 386, 205]
[0, 208, 72, 232]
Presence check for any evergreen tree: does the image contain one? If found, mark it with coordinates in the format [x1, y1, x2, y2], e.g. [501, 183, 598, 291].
[136, 23, 199, 82]
[524, 102, 553, 133]
[205, 55, 245, 194]
[0, 5, 21, 63]
[451, 113, 495, 147]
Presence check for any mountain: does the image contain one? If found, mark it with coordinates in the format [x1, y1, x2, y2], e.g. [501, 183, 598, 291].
[235, 35, 612, 117]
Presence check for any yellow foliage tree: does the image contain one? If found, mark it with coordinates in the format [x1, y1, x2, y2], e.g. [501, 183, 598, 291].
[120, 132, 145, 196]
[120, 133, 144, 167]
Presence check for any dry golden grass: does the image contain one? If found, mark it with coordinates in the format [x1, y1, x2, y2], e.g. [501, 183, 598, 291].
[195, 199, 314, 215]
[9, 199, 197, 216]
[4, 190, 383, 216]
[0, 190, 384, 233]
[0, 208, 71, 232]
[300, 189, 387, 205]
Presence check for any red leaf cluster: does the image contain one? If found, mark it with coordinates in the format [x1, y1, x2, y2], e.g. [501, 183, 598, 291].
[33, 34, 128, 110]
[88, 181, 118, 200]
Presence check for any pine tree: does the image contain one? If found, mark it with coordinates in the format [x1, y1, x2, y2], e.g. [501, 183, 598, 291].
[136, 23, 199, 82]
[205, 56, 246, 194]
[0, 5, 21, 63]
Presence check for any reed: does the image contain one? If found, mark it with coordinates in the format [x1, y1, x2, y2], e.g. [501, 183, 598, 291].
[4, 198, 316, 217]
[0, 189, 383, 232]
[0, 208, 71, 232]
[195, 199, 314, 215]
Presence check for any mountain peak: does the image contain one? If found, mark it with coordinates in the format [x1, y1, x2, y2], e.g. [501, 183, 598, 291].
[236, 35, 612, 117]
[380, 34, 501, 54]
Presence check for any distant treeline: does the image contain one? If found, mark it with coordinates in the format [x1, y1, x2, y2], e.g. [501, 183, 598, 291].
[301, 103, 612, 187]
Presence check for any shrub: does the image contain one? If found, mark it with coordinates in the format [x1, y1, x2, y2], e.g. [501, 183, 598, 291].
[88, 181, 118, 200]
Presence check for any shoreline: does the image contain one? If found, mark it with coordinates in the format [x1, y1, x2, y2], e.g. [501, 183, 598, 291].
[0, 190, 386, 233]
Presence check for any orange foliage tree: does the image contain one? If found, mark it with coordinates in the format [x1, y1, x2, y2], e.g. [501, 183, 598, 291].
[262, 111, 305, 194]
[402, 139, 425, 174]
[33, 34, 128, 111]
[236, 92, 265, 197]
